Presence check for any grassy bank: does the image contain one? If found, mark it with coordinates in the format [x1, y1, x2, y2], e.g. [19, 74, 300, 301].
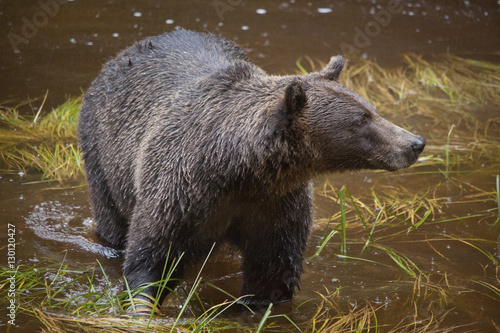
[0, 96, 82, 181]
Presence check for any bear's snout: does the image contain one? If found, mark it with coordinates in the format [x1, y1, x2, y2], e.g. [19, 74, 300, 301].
[366, 116, 426, 172]
[388, 133, 426, 171]
[411, 136, 426, 158]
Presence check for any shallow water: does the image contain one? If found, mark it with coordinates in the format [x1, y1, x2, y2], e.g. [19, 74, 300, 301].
[1, 1, 499, 332]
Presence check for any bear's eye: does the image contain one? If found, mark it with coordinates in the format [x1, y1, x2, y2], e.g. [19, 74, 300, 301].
[361, 111, 373, 124]
[356, 111, 370, 126]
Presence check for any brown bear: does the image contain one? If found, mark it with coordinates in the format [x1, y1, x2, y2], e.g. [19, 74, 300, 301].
[78, 29, 425, 308]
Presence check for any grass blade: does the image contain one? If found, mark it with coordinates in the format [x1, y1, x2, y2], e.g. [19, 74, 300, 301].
[496, 174, 499, 225]
[255, 303, 273, 333]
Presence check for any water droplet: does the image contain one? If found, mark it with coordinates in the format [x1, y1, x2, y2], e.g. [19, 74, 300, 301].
[317, 8, 332, 14]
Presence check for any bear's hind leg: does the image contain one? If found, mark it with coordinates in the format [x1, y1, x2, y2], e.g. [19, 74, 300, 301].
[85, 155, 129, 248]
[123, 215, 187, 313]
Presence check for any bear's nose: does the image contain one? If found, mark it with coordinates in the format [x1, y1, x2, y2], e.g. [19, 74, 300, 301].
[411, 136, 426, 156]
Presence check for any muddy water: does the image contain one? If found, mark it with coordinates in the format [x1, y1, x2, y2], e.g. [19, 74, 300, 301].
[1, 1, 500, 332]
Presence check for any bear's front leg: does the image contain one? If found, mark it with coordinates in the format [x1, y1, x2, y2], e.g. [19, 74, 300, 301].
[237, 184, 313, 306]
[240, 251, 301, 306]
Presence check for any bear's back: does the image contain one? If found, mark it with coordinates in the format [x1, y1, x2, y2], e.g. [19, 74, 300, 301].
[108, 30, 250, 86]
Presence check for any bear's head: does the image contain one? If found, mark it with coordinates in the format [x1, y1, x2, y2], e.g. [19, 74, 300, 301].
[282, 56, 425, 173]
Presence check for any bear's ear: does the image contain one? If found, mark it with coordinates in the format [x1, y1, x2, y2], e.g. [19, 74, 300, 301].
[284, 79, 307, 115]
[320, 55, 345, 81]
